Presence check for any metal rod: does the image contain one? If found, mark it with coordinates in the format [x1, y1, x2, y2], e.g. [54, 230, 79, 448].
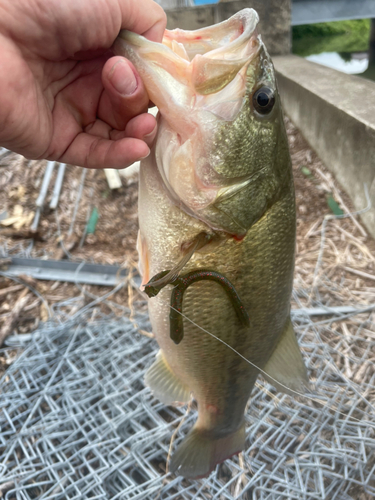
[30, 161, 56, 233]
[292, 305, 375, 317]
[4, 257, 134, 287]
[35, 161, 56, 208]
[0, 148, 12, 162]
[68, 168, 87, 237]
[49, 163, 66, 209]
[29, 209, 41, 233]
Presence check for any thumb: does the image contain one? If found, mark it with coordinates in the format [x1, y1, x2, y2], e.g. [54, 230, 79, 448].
[99, 56, 151, 131]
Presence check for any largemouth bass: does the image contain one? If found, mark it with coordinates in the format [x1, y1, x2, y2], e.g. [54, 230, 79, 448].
[114, 8, 308, 479]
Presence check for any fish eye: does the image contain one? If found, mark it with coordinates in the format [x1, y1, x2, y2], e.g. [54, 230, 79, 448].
[252, 87, 275, 114]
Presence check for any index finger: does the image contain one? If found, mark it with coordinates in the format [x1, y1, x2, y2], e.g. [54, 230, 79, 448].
[119, 0, 167, 42]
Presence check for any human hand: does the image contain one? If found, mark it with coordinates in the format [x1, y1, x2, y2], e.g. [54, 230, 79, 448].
[0, 0, 166, 168]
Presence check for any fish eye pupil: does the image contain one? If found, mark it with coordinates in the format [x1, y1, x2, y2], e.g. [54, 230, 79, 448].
[257, 92, 269, 107]
[253, 87, 275, 114]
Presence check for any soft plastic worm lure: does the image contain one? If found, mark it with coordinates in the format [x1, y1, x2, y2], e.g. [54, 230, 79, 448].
[144, 269, 250, 344]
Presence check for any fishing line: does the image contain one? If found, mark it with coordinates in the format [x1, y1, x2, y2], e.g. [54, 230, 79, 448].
[168, 305, 375, 428]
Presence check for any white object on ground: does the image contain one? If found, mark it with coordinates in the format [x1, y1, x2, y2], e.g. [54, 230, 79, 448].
[104, 168, 122, 189]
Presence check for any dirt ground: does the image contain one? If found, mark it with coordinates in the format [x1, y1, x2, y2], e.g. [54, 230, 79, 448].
[0, 116, 375, 372]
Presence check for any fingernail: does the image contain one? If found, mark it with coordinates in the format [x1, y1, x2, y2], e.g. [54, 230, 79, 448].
[139, 149, 150, 160]
[143, 124, 157, 142]
[109, 60, 138, 96]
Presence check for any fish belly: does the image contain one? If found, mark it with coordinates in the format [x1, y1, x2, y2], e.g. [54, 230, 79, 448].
[138, 152, 295, 476]
[139, 150, 295, 420]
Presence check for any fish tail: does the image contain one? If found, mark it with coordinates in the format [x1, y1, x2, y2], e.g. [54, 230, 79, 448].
[169, 422, 246, 479]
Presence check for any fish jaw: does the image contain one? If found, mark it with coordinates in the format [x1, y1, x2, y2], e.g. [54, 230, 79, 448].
[113, 9, 266, 233]
[114, 9, 259, 127]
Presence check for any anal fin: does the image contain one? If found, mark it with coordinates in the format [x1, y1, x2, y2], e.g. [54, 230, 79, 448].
[145, 350, 191, 405]
[263, 317, 309, 395]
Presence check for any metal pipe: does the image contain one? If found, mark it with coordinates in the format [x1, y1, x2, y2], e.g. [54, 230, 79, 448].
[35, 161, 55, 208]
[68, 168, 87, 237]
[0, 148, 12, 162]
[49, 163, 66, 209]
[30, 161, 56, 233]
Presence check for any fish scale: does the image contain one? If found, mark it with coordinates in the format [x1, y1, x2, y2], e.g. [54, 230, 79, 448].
[114, 8, 309, 479]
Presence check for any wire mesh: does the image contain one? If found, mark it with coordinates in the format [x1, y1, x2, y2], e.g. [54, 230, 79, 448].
[1, 287, 375, 499]
[1, 181, 375, 499]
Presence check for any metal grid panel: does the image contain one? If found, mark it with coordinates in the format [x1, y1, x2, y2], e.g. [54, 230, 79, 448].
[1, 302, 375, 499]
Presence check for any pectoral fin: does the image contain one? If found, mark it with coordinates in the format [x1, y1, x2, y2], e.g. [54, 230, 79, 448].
[145, 350, 191, 405]
[263, 318, 309, 395]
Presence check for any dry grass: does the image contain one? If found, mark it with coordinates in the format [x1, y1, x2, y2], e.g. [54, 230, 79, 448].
[0, 116, 374, 368]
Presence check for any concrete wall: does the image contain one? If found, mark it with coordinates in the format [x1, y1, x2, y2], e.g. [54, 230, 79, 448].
[274, 55, 375, 237]
[166, 5, 215, 31]
[166, 0, 291, 56]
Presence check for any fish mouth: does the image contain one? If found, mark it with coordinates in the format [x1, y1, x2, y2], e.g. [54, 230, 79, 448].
[113, 8, 260, 120]
[162, 9, 258, 60]
[161, 9, 259, 96]
[113, 9, 264, 233]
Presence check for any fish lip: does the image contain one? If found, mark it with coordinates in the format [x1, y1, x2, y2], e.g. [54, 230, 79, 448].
[162, 8, 259, 58]
[113, 8, 261, 107]
[113, 8, 261, 118]
[116, 8, 260, 62]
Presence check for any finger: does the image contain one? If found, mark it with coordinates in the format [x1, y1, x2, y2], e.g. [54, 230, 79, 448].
[119, 0, 167, 42]
[84, 118, 112, 137]
[99, 57, 149, 130]
[85, 115, 156, 145]
[110, 113, 157, 147]
[58, 133, 150, 169]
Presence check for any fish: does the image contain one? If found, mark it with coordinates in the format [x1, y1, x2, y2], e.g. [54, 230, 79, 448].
[114, 8, 308, 479]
